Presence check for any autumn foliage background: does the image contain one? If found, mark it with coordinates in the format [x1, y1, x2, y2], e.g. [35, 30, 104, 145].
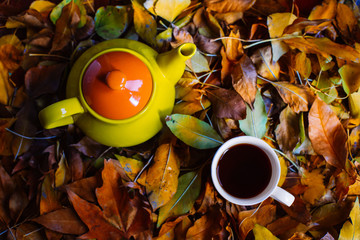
[1, 0, 360, 239]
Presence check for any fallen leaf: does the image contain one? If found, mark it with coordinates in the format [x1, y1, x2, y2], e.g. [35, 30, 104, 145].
[30, 0, 56, 13]
[232, 54, 257, 106]
[0, 44, 23, 72]
[132, 0, 157, 47]
[339, 197, 360, 239]
[14, 222, 45, 240]
[54, 152, 70, 188]
[253, 224, 279, 240]
[95, 6, 130, 40]
[185, 206, 224, 240]
[166, 114, 223, 149]
[312, 200, 353, 228]
[204, 0, 256, 13]
[250, 46, 280, 81]
[0, 118, 16, 156]
[239, 203, 277, 239]
[349, 126, 360, 157]
[153, 0, 190, 22]
[157, 215, 188, 240]
[157, 171, 201, 227]
[335, 3, 358, 42]
[339, 63, 360, 95]
[284, 37, 360, 63]
[51, 1, 81, 52]
[275, 106, 300, 156]
[272, 81, 315, 113]
[308, 0, 337, 20]
[96, 159, 151, 237]
[349, 89, 360, 119]
[267, 12, 297, 62]
[300, 168, 326, 205]
[71, 136, 107, 158]
[40, 174, 62, 215]
[9, 9, 47, 29]
[207, 88, 247, 120]
[187, 50, 210, 73]
[116, 154, 144, 181]
[65, 176, 100, 203]
[308, 98, 348, 169]
[314, 71, 338, 104]
[239, 90, 268, 138]
[50, 0, 87, 28]
[145, 143, 180, 210]
[33, 208, 87, 235]
[293, 51, 311, 80]
[0, 62, 14, 105]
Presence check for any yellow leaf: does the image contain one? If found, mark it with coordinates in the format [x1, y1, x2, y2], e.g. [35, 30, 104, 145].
[145, 143, 180, 210]
[309, 0, 337, 20]
[339, 63, 360, 95]
[349, 90, 360, 119]
[267, 12, 297, 62]
[116, 155, 144, 181]
[186, 50, 210, 73]
[253, 224, 279, 240]
[154, 0, 190, 23]
[278, 155, 287, 187]
[0, 35, 24, 51]
[30, 0, 56, 13]
[54, 152, 70, 188]
[0, 62, 14, 105]
[348, 177, 360, 195]
[300, 168, 326, 205]
[339, 197, 360, 240]
[132, 0, 157, 47]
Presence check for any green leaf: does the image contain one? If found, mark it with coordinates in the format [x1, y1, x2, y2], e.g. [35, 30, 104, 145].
[50, 0, 87, 28]
[157, 171, 201, 227]
[187, 50, 210, 73]
[339, 63, 360, 95]
[314, 72, 338, 104]
[253, 224, 279, 240]
[339, 197, 360, 240]
[94, 6, 130, 40]
[239, 91, 268, 138]
[156, 28, 173, 50]
[132, 0, 157, 47]
[166, 114, 223, 149]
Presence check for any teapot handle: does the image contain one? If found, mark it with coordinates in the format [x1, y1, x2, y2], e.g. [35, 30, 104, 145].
[39, 97, 84, 129]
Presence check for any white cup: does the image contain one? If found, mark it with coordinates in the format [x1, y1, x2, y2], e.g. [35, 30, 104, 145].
[211, 136, 295, 207]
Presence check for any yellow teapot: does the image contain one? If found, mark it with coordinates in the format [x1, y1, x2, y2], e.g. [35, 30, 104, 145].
[39, 39, 196, 147]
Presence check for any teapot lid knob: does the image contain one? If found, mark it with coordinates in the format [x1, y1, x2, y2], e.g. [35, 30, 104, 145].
[106, 70, 127, 90]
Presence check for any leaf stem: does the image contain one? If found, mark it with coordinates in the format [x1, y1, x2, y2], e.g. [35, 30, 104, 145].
[5, 128, 58, 140]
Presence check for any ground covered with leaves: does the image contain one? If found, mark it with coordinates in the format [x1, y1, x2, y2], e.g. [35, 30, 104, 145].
[0, 0, 360, 239]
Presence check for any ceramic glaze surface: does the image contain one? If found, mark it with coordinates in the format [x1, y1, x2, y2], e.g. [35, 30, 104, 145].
[82, 51, 153, 119]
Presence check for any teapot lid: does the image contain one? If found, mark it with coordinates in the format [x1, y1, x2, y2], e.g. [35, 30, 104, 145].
[82, 51, 153, 120]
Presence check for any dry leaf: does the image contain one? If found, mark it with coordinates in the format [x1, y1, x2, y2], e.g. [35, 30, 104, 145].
[300, 168, 326, 205]
[272, 81, 315, 113]
[204, 0, 256, 13]
[231, 54, 257, 107]
[308, 98, 348, 169]
[145, 143, 180, 210]
[308, 0, 337, 20]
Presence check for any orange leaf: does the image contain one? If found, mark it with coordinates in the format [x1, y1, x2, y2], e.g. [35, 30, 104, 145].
[284, 37, 360, 63]
[204, 0, 256, 13]
[145, 143, 180, 210]
[308, 0, 337, 20]
[308, 98, 348, 169]
[232, 54, 257, 107]
[40, 174, 62, 215]
[33, 208, 87, 235]
[96, 159, 151, 237]
[67, 189, 126, 240]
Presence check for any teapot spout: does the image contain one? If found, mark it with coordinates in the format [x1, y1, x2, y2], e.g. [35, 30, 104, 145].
[156, 43, 196, 85]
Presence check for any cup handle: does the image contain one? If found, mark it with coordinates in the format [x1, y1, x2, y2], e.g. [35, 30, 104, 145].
[39, 97, 84, 129]
[270, 186, 295, 207]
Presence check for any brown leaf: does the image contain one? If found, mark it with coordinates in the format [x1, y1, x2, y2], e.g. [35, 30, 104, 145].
[145, 143, 180, 210]
[0, 164, 16, 224]
[275, 106, 300, 156]
[193, 32, 221, 54]
[26, 28, 53, 48]
[0, 118, 16, 156]
[185, 206, 224, 240]
[308, 98, 348, 169]
[197, 178, 222, 214]
[40, 174, 62, 215]
[75, 16, 95, 41]
[67, 189, 126, 240]
[273, 81, 315, 113]
[157, 215, 189, 240]
[207, 88, 247, 120]
[33, 208, 87, 235]
[308, 0, 337, 20]
[224, 29, 243, 62]
[204, 0, 256, 13]
[65, 176, 99, 203]
[51, 1, 81, 52]
[284, 37, 360, 63]
[267, 216, 300, 236]
[335, 3, 358, 43]
[0, 44, 23, 72]
[283, 18, 332, 35]
[24, 63, 67, 98]
[281, 197, 312, 224]
[71, 136, 108, 158]
[9, 9, 47, 29]
[96, 159, 151, 237]
[238, 202, 277, 239]
[231, 54, 257, 107]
